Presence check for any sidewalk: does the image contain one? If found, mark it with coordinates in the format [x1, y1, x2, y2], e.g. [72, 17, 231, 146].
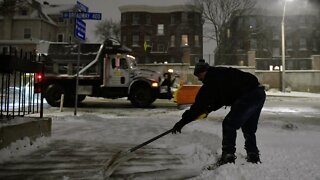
[266, 90, 320, 98]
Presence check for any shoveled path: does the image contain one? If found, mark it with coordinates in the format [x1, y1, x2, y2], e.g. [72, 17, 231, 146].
[0, 139, 199, 180]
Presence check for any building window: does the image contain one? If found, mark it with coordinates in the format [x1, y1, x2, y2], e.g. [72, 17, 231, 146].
[145, 35, 151, 44]
[194, 57, 201, 65]
[24, 28, 31, 39]
[299, 16, 307, 28]
[248, 17, 256, 29]
[57, 34, 64, 42]
[182, 13, 187, 22]
[272, 32, 280, 40]
[181, 35, 188, 46]
[157, 43, 165, 52]
[157, 24, 164, 35]
[132, 35, 139, 47]
[146, 14, 151, 25]
[170, 57, 175, 63]
[250, 39, 257, 50]
[237, 39, 244, 51]
[287, 39, 293, 50]
[121, 14, 127, 25]
[194, 13, 201, 24]
[144, 35, 151, 50]
[20, 9, 28, 16]
[170, 35, 175, 47]
[237, 17, 243, 30]
[273, 37, 280, 56]
[188, 13, 193, 23]
[122, 35, 127, 46]
[273, 48, 280, 57]
[261, 40, 268, 51]
[313, 39, 318, 51]
[194, 35, 200, 47]
[170, 14, 176, 24]
[132, 14, 140, 25]
[299, 38, 307, 50]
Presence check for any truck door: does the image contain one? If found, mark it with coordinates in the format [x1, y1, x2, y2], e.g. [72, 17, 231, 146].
[104, 53, 130, 87]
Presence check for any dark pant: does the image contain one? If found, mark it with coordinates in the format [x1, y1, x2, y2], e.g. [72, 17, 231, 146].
[222, 86, 266, 154]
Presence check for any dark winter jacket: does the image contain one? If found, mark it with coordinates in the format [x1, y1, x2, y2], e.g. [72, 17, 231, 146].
[181, 66, 260, 124]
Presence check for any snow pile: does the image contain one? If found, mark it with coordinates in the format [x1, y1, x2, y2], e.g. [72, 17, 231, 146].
[190, 122, 320, 180]
[0, 136, 49, 163]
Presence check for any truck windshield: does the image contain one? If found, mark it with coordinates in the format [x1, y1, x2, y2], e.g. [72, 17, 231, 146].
[127, 55, 137, 69]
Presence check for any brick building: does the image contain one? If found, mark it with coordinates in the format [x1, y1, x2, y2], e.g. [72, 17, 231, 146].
[119, 5, 203, 65]
[217, 1, 320, 70]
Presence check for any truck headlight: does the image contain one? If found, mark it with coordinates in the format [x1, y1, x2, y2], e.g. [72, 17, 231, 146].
[151, 82, 159, 87]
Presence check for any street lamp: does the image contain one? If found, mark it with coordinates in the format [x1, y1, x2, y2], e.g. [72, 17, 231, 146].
[281, 0, 293, 92]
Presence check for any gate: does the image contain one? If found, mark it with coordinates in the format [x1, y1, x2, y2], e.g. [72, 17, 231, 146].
[0, 47, 44, 119]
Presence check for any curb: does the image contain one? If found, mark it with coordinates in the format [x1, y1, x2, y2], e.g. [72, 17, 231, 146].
[0, 117, 52, 150]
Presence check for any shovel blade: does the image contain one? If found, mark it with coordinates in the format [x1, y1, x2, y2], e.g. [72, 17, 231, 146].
[102, 150, 134, 179]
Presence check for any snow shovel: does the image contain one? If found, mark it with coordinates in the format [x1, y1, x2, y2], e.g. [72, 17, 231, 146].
[102, 128, 173, 179]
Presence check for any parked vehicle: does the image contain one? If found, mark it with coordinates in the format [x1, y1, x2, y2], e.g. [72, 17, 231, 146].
[35, 39, 175, 107]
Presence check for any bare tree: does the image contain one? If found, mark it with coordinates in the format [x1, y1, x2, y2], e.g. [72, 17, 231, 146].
[191, 0, 257, 50]
[94, 19, 120, 42]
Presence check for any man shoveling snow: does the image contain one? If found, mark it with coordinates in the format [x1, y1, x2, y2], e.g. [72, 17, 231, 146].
[172, 59, 266, 169]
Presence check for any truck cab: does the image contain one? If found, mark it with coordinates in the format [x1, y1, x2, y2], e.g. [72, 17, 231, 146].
[36, 39, 174, 107]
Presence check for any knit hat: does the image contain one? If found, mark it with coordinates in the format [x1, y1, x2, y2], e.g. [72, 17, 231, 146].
[194, 59, 209, 75]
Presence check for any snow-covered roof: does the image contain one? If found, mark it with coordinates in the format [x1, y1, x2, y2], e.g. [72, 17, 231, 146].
[42, 4, 76, 15]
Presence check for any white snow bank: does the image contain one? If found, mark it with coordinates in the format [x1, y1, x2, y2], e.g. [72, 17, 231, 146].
[0, 136, 49, 163]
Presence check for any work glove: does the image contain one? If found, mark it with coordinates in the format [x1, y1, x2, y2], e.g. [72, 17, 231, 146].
[196, 113, 208, 120]
[172, 113, 208, 134]
[172, 120, 187, 134]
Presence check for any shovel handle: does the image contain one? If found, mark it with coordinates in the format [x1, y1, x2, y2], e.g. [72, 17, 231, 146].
[129, 129, 173, 152]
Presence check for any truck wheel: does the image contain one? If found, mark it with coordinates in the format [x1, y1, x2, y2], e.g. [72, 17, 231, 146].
[130, 86, 155, 108]
[45, 84, 65, 107]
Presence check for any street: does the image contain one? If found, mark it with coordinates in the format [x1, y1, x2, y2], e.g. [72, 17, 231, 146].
[0, 95, 320, 180]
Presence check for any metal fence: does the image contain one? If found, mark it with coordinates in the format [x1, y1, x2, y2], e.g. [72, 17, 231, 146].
[0, 47, 43, 119]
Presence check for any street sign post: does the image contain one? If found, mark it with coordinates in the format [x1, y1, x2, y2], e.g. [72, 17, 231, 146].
[62, 1, 101, 116]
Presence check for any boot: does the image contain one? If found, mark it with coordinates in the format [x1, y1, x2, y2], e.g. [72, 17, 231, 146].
[206, 153, 236, 170]
[246, 152, 261, 163]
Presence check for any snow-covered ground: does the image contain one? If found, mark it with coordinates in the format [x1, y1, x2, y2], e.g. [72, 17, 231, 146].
[1, 92, 320, 180]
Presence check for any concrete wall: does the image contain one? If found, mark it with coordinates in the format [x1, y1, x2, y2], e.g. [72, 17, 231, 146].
[139, 63, 320, 93]
[138, 64, 257, 85]
[0, 117, 52, 150]
[256, 70, 320, 92]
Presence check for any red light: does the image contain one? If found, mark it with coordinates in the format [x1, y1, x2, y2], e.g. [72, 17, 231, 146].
[35, 73, 43, 82]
